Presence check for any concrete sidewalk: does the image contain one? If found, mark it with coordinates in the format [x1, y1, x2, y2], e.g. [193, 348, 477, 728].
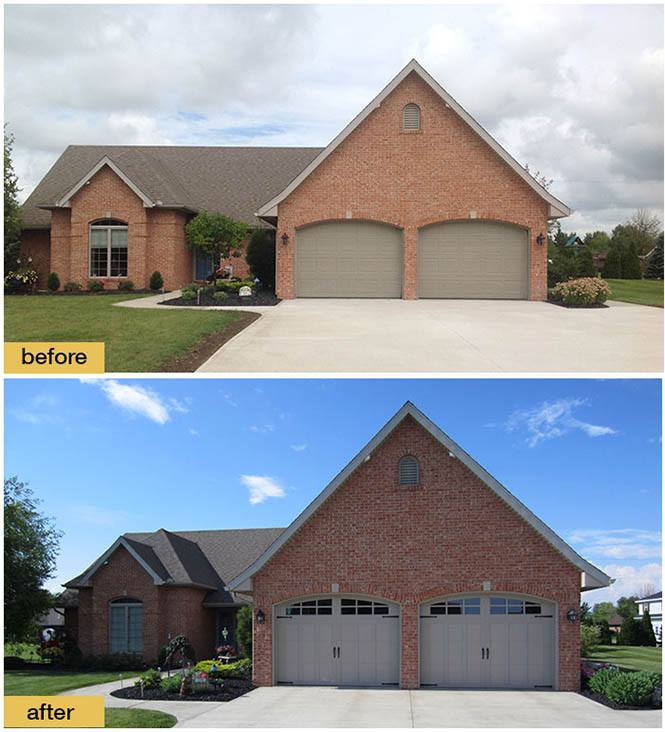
[63, 680, 661, 728]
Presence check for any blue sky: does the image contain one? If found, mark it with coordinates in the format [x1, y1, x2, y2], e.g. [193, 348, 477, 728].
[4, 378, 661, 606]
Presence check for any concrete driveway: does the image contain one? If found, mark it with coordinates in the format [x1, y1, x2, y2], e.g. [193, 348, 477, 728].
[196, 299, 663, 373]
[69, 681, 661, 728]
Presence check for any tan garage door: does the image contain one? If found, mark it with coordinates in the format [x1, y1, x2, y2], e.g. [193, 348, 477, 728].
[418, 221, 529, 299]
[296, 221, 403, 297]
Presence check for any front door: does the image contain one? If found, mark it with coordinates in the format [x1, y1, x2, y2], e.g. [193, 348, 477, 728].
[195, 251, 214, 280]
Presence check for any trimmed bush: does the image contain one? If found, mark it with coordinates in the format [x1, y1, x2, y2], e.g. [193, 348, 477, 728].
[160, 674, 184, 694]
[135, 668, 162, 690]
[79, 653, 148, 671]
[47, 272, 60, 292]
[192, 659, 251, 679]
[587, 667, 621, 696]
[212, 291, 228, 302]
[580, 624, 601, 657]
[181, 289, 197, 301]
[117, 280, 134, 291]
[149, 271, 164, 291]
[551, 277, 611, 306]
[606, 671, 657, 707]
[246, 229, 276, 288]
[88, 280, 104, 292]
[63, 282, 82, 292]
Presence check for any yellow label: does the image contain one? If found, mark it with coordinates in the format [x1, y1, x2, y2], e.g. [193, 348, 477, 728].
[4, 696, 104, 727]
[5, 343, 105, 373]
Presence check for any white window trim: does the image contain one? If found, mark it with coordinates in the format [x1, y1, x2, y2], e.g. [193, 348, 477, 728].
[89, 222, 129, 279]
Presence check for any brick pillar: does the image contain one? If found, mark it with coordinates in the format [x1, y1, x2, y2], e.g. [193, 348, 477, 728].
[401, 601, 419, 688]
[276, 226, 295, 299]
[402, 227, 417, 299]
[558, 598, 581, 690]
[529, 220, 548, 301]
[252, 605, 273, 686]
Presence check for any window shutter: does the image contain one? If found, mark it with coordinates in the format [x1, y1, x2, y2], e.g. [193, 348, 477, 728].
[399, 456, 419, 485]
[403, 104, 421, 130]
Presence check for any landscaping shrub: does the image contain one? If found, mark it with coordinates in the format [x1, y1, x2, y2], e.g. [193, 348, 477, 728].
[79, 653, 148, 671]
[5, 267, 39, 293]
[213, 291, 228, 302]
[606, 671, 657, 707]
[160, 674, 183, 694]
[215, 279, 255, 293]
[181, 289, 197, 301]
[63, 282, 82, 292]
[580, 624, 602, 657]
[236, 605, 252, 659]
[88, 280, 104, 292]
[136, 668, 162, 690]
[587, 667, 621, 696]
[117, 280, 134, 291]
[47, 272, 60, 292]
[192, 659, 251, 679]
[149, 271, 164, 291]
[640, 609, 658, 646]
[246, 229, 276, 288]
[551, 277, 611, 306]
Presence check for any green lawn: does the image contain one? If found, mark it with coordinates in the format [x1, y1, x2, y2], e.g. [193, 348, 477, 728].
[4, 294, 243, 371]
[586, 645, 663, 673]
[605, 278, 664, 307]
[105, 709, 176, 728]
[4, 669, 138, 696]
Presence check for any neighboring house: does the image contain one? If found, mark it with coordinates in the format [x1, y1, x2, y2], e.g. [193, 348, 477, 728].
[20, 59, 569, 299]
[636, 591, 662, 644]
[564, 235, 584, 251]
[65, 403, 608, 691]
[608, 614, 624, 639]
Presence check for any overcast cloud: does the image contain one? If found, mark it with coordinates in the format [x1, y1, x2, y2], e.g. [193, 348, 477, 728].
[5, 4, 663, 234]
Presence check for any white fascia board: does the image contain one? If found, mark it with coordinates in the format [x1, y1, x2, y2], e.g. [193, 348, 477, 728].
[56, 156, 154, 208]
[256, 59, 570, 220]
[74, 537, 166, 587]
[229, 402, 608, 591]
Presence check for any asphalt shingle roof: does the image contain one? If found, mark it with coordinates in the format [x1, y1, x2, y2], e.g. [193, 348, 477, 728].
[21, 145, 323, 229]
[65, 527, 284, 606]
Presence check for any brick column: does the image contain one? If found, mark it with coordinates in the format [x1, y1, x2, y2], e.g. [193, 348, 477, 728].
[276, 226, 295, 299]
[252, 605, 273, 686]
[402, 227, 417, 299]
[529, 220, 548, 301]
[558, 598, 581, 690]
[400, 601, 419, 688]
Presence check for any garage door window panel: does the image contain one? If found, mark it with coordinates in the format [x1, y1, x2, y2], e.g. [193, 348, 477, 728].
[286, 598, 333, 616]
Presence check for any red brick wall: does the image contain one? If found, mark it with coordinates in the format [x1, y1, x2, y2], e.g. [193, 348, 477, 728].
[19, 229, 50, 288]
[148, 209, 192, 290]
[251, 416, 581, 690]
[76, 545, 215, 662]
[276, 71, 549, 300]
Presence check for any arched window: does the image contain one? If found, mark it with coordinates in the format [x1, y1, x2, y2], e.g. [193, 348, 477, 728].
[109, 598, 143, 654]
[90, 219, 128, 278]
[398, 455, 420, 486]
[403, 103, 421, 131]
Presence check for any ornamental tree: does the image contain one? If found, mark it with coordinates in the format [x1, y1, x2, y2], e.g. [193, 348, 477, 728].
[185, 211, 249, 280]
[4, 126, 22, 271]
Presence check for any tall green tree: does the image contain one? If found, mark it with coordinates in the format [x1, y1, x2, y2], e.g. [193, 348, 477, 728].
[185, 211, 249, 280]
[576, 247, 596, 277]
[616, 595, 639, 620]
[4, 126, 22, 270]
[583, 230, 611, 254]
[4, 477, 62, 641]
[602, 245, 623, 279]
[235, 605, 252, 659]
[592, 601, 617, 625]
[621, 242, 642, 279]
[639, 610, 657, 646]
[618, 615, 641, 646]
[580, 601, 592, 625]
[645, 234, 664, 280]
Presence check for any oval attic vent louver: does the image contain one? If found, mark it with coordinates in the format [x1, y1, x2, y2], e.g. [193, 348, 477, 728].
[403, 103, 421, 130]
[399, 456, 419, 485]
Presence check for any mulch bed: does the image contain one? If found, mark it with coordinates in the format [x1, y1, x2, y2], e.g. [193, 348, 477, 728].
[547, 299, 609, 309]
[580, 690, 661, 711]
[160, 311, 261, 372]
[160, 290, 280, 307]
[111, 678, 254, 703]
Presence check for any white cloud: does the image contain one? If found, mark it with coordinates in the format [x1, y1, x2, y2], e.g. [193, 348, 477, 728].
[189, 428, 199, 437]
[250, 424, 275, 434]
[68, 504, 130, 526]
[290, 443, 308, 452]
[241, 474, 286, 505]
[168, 397, 190, 414]
[569, 528, 662, 560]
[82, 379, 171, 424]
[10, 393, 60, 424]
[505, 397, 617, 447]
[585, 562, 662, 605]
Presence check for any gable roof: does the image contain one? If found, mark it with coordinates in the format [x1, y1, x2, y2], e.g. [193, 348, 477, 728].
[228, 402, 610, 593]
[65, 527, 284, 605]
[256, 59, 571, 221]
[21, 146, 322, 229]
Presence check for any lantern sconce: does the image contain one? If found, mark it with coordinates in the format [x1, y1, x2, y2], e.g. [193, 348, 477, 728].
[566, 608, 578, 623]
[536, 233, 546, 246]
[256, 609, 265, 625]
[281, 233, 289, 247]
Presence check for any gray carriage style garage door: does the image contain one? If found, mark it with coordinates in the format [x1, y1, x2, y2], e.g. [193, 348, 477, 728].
[418, 221, 529, 299]
[420, 595, 555, 689]
[296, 221, 403, 298]
[274, 597, 400, 686]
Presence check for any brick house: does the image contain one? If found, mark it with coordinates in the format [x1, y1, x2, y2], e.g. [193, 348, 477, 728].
[20, 60, 569, 298]
[64, 403, 608, 691]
